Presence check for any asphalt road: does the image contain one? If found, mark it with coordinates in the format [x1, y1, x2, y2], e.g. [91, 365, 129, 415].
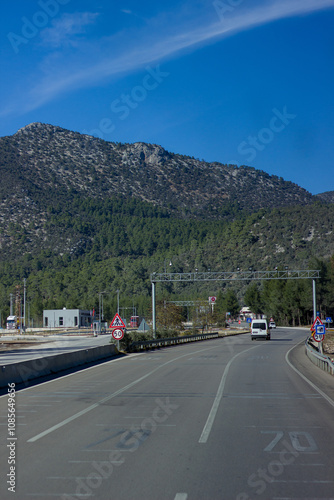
[0, 334, 114, 365]
[0, 328, 334, 500]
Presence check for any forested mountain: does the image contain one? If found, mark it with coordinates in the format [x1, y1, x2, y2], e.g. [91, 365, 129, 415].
[316, 191, 334, 203]
[0, 122, 333, 326]
[0, 121, 317, 258]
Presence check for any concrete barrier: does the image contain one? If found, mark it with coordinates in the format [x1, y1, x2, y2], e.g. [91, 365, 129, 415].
[0, 344, 118, 388]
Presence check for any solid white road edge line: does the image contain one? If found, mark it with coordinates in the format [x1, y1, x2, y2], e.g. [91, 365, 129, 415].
[27, 343, 223, 443]
[199, 345, 258, 444]
[0, 353, 143, 399]
[285, 341, 334, 409]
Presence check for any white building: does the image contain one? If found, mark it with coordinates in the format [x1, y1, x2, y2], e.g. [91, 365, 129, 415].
[239, 306, 255, 320]
[43, 308, 92, 328]
[239, 306, 266, 320]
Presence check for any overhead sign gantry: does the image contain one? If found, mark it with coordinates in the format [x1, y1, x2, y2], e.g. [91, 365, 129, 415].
[150, 269, 321, 336]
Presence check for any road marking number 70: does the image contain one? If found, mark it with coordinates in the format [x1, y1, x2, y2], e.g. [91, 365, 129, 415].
[261, 431, 318, 452]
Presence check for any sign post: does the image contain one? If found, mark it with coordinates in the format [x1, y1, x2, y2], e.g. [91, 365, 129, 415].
[110, 313, 126, 329]
[312, 331, 325, 342]
[209, 296, 216, 315]
[325, 317, 332, 328]
[112, 328, 124, 340]
[110, 314, 126, 351]
[310, 316, 323, 332]
[310, 316, 324, 352]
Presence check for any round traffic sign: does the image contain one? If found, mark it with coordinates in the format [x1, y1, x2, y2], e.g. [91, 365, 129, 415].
[112, 328, 124, 340]
[312, 332, 324, 342]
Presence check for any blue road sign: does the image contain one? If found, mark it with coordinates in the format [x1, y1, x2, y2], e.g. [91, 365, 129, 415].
[315, 324, 325, 335]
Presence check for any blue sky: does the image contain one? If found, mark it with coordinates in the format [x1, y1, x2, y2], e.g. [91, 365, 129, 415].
[1, 0, 334, 195]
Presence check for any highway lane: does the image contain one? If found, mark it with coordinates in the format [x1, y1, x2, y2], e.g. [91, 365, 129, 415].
[0, 328, 333, 499]
[0, 334, 114, 365]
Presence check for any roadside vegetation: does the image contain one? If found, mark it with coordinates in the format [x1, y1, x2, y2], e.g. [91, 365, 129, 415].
[1, 195, 334, 329]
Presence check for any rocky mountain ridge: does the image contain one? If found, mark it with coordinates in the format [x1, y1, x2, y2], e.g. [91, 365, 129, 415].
[315, 191, 334, 203]
[1, 122, 315, 219]
[1, 122, 331, 261]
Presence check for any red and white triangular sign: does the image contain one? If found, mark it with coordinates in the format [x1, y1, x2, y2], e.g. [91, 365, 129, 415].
[311, 316, 323, 331]
[110, 313, 126, 329]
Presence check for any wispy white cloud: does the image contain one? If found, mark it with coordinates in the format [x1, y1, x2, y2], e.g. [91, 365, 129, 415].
[40, 12, 99, 48]
[4, 0, 334, 114]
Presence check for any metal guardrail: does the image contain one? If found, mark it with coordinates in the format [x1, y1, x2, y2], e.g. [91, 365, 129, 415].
[129, 332, 219, 351]
[305, 338, 334, 376]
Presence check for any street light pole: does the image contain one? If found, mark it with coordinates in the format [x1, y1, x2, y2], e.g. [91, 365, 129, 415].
[164, 259, 172, 273]
[99, 293, 101, 334]
[98, 291, 107, 334]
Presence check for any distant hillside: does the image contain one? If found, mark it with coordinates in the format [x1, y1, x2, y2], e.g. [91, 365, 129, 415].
[1, 122, 334, 322]
[0, 121, 326, 260]
[316, 191, 334, 203]
[0, 122, 313, 220]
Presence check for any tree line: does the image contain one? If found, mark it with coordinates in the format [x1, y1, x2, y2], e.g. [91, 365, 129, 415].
[1, 195, 334, 329]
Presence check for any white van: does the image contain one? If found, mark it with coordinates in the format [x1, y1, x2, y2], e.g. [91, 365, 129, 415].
[251, 319, 270, 340]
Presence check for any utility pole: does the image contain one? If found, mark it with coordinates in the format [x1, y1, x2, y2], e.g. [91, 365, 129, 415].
[23, 278, 26, 333]
[312, 279, 317, 322]
[152, 280, 156, 338]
